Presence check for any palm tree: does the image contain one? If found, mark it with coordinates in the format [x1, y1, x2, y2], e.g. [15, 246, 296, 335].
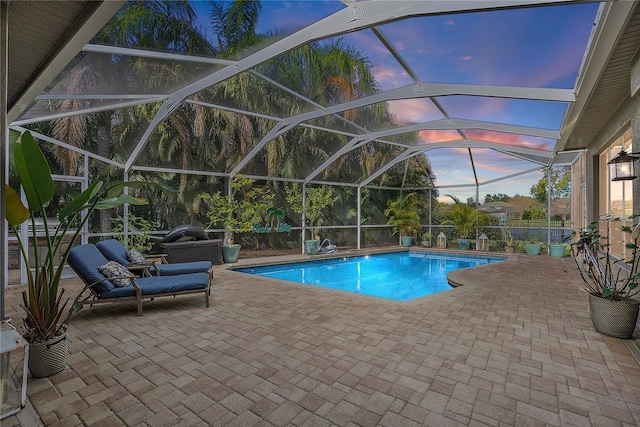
[210, 0, 262, 56]
[442, 195, 478, 239]
[50, 1, 216, 228]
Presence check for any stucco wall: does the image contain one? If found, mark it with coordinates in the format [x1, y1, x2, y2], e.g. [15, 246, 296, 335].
[584, 50, 640, 223]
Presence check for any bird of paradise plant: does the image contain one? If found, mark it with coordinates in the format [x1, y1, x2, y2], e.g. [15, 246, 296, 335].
[5, 131, 148, 342]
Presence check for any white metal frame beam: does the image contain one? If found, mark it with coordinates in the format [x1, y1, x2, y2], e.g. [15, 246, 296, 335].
[422, 140, 553, 159]
[83, 44, 237, 66]
[10, 126, 124, 168]
[374, 118, 559, 140]
[290, 83, 573, 125]
[123, 0, 581, 174]
[12, 96, 166, 126]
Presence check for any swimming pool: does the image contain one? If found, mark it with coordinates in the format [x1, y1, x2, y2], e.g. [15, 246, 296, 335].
[236, 252, 505, 301]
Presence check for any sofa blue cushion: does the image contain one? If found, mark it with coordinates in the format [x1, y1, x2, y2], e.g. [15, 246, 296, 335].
[68, 245, 116, 294]
[99, 272, 209, 299]
[96, 239, 130, 265]
[97, 238, 212, 275]
[152, 261, 211, 276]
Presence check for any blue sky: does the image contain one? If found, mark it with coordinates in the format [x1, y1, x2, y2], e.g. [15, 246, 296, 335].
[190, 1, 599, 203]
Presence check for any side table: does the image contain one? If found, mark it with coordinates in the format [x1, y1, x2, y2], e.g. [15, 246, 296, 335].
[125, 262, 154, 277]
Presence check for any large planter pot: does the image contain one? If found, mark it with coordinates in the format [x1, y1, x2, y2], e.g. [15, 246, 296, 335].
[221, 244, 241, 263]
[548, 244, 566, 258]
[304, 239, 320, 255]
[525, 243, 541, 255]
[457, 239, 471, 250]
[589, 294, 640, 338]
[401, 236, 413, 247]
[28, 332, 68, 378]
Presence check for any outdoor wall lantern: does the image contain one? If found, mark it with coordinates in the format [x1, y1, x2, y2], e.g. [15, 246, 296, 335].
[477, 233, 489, 251]
[1, 321, 29, 419]
[437, 232, 447, 248]
[608, 150, 639, 181]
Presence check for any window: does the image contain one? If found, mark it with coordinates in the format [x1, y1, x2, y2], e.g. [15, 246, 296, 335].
[599, 127, 633, 259]
[571, 153, 586, 230]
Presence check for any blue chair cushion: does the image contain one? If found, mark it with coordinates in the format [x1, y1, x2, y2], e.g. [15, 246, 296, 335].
[99, 272, 209, 299]
[152, 261, 212, 276]
[68, 244, 116, 294]
[97, 238, 211, 275]
[96, 239, 130, 265]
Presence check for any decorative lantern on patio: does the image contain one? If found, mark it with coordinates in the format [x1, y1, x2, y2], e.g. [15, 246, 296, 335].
[436, 232, 447, 248]
[476, 233, 489, 251]
[0, 321, 29, 420]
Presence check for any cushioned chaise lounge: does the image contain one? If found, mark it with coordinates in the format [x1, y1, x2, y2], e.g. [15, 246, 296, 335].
[96, 239, 212, 276]
[68, 244, 210, 315]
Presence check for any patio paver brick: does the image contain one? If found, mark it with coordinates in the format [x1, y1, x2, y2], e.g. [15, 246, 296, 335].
[5, 251, 640, 426]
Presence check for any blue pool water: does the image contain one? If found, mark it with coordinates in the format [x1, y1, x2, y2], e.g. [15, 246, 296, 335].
[236, 252, 505, 301]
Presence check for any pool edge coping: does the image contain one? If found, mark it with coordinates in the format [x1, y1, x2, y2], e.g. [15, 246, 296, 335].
[213, 247, 516, 304]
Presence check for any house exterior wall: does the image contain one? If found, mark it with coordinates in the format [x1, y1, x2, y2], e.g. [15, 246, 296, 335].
[584, 50, 640, 223]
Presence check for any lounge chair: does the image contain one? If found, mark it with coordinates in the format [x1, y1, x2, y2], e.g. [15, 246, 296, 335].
[67, 244, 210, 315]
[96, 239, 212, 276]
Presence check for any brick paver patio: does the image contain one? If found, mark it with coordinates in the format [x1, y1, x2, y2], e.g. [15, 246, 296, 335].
[3, 249, 640, 426]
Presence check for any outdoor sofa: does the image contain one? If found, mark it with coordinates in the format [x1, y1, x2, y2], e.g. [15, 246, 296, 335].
[67, 244, 210, 315]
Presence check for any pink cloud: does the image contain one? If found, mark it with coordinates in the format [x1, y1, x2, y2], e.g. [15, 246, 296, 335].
[373, 66, 413, 91]
[461, 55, 473, 61]
[417, 130, 462, 143]
[387, 99, 442, 125]
[473, 159, 520, 175]
[464, 129, 553, 150]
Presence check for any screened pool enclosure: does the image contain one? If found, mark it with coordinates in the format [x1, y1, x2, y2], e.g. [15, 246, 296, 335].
[5, 0, 637, 284]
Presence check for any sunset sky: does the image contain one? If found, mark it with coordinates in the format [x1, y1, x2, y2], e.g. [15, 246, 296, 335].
[192, 0, 600, 202]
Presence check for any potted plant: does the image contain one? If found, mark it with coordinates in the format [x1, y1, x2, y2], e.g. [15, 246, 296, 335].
[525, 233, 542, 255]
[504, 229, 515, 253]
[285, 184, 337, 255]
[200, 175, 272, 263]
[384, 192, 422, 247]
[420, 231, 432, 248]
[5, 131, 147, 377]
[569, 216, 640, 338]
[548, 241, 568, 258]
[441, 196, 476, 250]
